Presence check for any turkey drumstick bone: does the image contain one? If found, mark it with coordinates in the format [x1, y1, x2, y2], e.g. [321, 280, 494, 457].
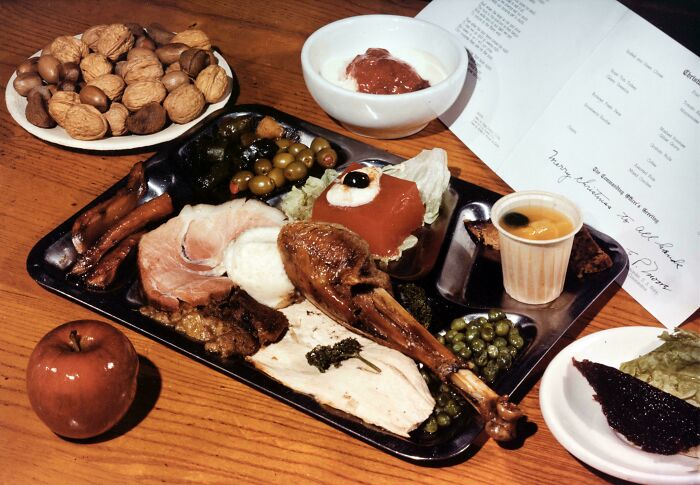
[278, 222, 523, 441]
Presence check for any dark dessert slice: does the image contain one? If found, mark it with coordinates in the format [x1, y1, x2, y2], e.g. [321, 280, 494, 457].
[573, 358, 700, 455]
[464, 220, 500, 249]
[569, 227, 613, 278]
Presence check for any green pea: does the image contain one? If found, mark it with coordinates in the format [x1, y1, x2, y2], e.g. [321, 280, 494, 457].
[482, 365, 498, 383]
[437, 335, 446, 345]
[494, 337, 508, 348]
[450, 318, 467, 331]
[488, 309, 506, 322]
[495, 319, 511, 336]
[505, 345, 518, 357]
[475, 317, 488, 326]
[445, 329, 458, 341]
[452, 332, 466, 343]
[486, 344, 499, 359]
[474, 351, 488, 367]
[509, 333, 525, 349]
[480, 326, 495, 342]
[496, 352, 513, 370]
[458, 347, 472, 360]
[423, 416, 438, 434]
[445, 400, 461, 417]
[452, 341, 466, 353]
[436, 393, 449, 407]
[470, 338, 486, 354]
[465, 327, 479, 342]
[439, 383, 451, 394]
[436, 413, 452, 427]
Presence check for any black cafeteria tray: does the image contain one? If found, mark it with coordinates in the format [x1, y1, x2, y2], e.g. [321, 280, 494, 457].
[26, 104, 628, 464]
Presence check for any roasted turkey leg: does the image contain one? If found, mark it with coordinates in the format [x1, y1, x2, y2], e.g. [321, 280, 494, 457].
[278, 221, 523, 441]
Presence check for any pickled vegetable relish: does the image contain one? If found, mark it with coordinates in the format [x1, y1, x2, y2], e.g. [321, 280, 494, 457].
[311, 163, 424, 257]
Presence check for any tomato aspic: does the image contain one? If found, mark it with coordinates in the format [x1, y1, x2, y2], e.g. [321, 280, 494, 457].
[311, 163, 424, 257]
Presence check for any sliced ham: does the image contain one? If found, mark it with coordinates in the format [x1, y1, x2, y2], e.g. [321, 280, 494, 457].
[139, 198, 286, 311]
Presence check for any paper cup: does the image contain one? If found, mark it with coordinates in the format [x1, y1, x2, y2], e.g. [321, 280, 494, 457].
[491, 191, 583, 304]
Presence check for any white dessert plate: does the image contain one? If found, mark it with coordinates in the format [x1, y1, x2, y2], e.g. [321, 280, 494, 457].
[5, 45, 232, 151]
[540, 326, 700, 485]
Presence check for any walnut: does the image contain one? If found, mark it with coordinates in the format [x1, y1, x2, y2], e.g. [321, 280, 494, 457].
[122, 80, 166, 111]
[104, 102, 129, 135]
[47, 91, 80, 127]
[163, 84, 205, 124]
[80, 53, 113, 82]
[64, 104, 108, 140]
[171, 29, 211, 50]
[50, 36, 89, 64]
[121, 56, 164, 84]
[82, 25, 108, 51]
[96, 24, 135, 61]
[195, 65, 229, 103]
[88, 74, 125, 101]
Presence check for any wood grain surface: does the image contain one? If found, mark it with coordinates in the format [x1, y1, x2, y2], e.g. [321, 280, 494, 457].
[0, 1, 697, 484]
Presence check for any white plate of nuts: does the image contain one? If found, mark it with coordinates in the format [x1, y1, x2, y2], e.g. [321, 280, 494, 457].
[5, 23, 234, 151]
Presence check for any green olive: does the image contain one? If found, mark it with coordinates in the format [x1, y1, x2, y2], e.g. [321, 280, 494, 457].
[296, 148, 315, 168]
[248, 175, 275, 196]
[275, 138, 292, 151]
[310, 137, 330, 153]
[229, 170, 254, 194]
[267, 167, 286, 189]
[287, 142, 308, 156]
[316, 147, 338, 168]
[253, 158, 273, 175]
[273, 152, 295, 169]
[284, 161, 308, 182]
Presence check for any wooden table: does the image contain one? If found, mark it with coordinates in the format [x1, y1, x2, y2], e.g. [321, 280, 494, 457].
[1, 1, 697, 483]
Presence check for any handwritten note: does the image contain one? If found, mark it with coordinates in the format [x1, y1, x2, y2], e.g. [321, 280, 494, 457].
[419, 0, 699, 327]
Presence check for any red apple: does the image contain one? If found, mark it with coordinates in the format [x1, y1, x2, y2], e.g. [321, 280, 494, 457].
[26, 320, 139, 439]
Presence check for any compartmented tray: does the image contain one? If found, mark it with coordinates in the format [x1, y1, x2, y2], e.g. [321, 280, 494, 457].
[26, 104, 628, 463]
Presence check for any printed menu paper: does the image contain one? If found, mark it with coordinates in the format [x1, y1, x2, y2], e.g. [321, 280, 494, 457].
[418, 0, 699, 328]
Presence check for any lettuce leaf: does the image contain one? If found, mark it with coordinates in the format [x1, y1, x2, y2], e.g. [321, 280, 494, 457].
[381, 148, 450, 225]
[620, 329, 700, 407]
[278, 169, 338, 221]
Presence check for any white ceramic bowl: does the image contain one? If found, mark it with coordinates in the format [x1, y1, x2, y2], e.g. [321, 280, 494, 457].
[301, 15, 468, 139]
